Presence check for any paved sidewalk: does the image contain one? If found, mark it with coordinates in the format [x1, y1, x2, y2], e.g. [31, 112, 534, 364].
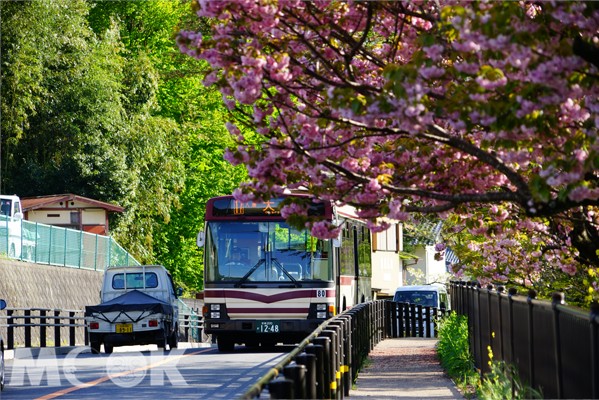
[349, 337, 464, 399]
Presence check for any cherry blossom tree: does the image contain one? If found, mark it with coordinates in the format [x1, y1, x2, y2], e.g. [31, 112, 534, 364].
[179, 1, 599, 302]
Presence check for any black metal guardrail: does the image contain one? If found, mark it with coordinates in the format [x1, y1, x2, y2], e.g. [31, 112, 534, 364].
[241, 299, 448, 399]
[0, 308, 205, 350]
[449, 280, 599, 399]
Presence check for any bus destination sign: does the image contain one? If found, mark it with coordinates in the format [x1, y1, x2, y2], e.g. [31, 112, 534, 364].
[211, 198, 283, 217]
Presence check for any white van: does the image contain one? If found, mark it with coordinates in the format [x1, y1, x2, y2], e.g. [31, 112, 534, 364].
[393, 284, 450, 310]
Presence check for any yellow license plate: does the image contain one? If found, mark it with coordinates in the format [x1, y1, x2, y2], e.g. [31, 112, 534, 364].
[115, 323, 133, 333]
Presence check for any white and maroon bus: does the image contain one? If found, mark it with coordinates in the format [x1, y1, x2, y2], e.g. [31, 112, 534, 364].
[197, 193, 399, 351]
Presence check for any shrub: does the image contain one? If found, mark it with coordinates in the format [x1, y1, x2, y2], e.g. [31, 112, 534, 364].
[437, 312, 542, 399]
[437, 312, 477, 384]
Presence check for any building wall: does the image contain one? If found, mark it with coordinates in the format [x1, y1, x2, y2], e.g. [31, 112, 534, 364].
[370, 250, 403, 298]
[27, 208, 105, 226]
[405, 245, 448, 285]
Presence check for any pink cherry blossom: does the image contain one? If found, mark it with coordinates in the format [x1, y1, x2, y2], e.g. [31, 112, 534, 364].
[180, 1, 599, 299]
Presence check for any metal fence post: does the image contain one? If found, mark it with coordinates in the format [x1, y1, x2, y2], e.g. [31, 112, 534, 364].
[295, 352, 317, 400]
[552, 292, 565, 399]
[24, 309, 31, 347]
[69, 311, 76, 346]
[283, 363, 307, 399]
[313, 336, 331, 399]
[19, 217, 23, 261]
[527, 289, 537, 389]
[94, 233, 98, 271]
[54, 310, 61, 347]
[48, 225, 53, 264]
[507, 287, 518, 399]
[40, 309, 47, 348]
[497, 286, 505, 359]
[63, 228, 67, 266]
[78, 231, 83, 268]
[591, 302, 599, 398]
[7, 309, 14, 350]
[34, 222, 39, 262]
[107, 236, 111, 268]
[305, 343, 325, 399]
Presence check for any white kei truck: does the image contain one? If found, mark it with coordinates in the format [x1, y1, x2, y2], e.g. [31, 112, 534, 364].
[0, 194, 35, 259]
[85, 265, 181, 354]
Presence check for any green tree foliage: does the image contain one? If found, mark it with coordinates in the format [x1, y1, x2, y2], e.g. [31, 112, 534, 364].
[1, 0, 129, 201]
[1, 0, 244, 292]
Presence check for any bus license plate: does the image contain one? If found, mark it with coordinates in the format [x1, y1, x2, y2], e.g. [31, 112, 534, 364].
[115, 323, 133, 333]
[256, 320, 280, 333]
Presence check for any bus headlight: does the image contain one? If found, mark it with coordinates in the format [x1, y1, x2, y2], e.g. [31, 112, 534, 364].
[316, 303, 329, 319]
[210, 311, 221, 319]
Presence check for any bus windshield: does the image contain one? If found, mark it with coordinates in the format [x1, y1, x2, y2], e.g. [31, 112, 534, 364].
[204, 221, 332, 283]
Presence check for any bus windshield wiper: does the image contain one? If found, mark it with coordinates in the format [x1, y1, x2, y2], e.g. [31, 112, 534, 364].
[235, 259, 265, 287]
[272, 258, 301, 287]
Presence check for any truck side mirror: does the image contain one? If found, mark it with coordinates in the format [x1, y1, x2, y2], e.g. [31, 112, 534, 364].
[196, 231, 205, 248]
[177, 287, 183, 297]
[13, 212, 23, 220]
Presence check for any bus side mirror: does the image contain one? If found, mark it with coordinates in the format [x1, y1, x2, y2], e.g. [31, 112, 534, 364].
[196, 231, 205, 248]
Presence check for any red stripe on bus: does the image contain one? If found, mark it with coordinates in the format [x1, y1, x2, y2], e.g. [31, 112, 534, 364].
[339, 276, 354, 285]
[228, 307, 309, 313]
[204, 289, 334, 304]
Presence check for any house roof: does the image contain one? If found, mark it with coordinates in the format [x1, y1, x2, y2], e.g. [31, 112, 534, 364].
[21, 194, 124, 213]
[403, 221, 444, 246]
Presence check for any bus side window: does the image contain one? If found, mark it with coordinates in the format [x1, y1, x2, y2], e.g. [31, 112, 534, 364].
[312, 258, 329, 280]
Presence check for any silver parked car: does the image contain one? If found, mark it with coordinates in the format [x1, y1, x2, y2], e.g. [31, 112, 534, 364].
[0, 298, 6, 391]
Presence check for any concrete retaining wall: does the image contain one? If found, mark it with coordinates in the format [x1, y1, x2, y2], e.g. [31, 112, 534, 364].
[0, 259, 104, 310]
[0, 258, 104, 347]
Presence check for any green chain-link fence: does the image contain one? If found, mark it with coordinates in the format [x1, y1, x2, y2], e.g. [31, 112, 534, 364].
[0, 215, 139, 270]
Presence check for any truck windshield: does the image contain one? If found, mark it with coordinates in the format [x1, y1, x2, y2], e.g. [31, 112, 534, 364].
[204, 221, 331, 283]
[0, 199, 12, 217]
[112, 272, 158, 289]
[393, 291, 438, 307]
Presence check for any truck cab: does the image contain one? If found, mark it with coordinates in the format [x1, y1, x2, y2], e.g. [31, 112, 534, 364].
[101, 265, 180, 304]
[0, 195, 23, 220]
[0, 195, 29, 259]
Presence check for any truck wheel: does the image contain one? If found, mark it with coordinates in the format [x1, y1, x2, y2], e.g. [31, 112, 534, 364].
[104, 342, 114, 354]
[157, 330, 167, 349]
[168, 327, 178, 350]
[217, 336, 234, 352]
[90, 341, 101, 354]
